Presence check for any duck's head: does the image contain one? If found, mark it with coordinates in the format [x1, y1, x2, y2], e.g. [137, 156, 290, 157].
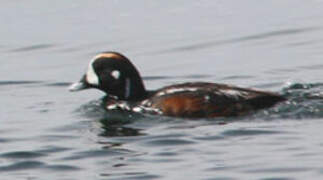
[69, 52, 147, 100]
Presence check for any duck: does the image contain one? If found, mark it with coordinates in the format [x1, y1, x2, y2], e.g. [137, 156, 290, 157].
[69, 52, 286, 118]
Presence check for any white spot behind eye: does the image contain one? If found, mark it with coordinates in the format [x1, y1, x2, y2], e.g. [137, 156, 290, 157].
[111, 70, 121, 79]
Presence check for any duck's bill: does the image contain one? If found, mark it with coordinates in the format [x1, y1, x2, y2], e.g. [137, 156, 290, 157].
[68, 81, 89, 92]
[69, 75, 91, 92]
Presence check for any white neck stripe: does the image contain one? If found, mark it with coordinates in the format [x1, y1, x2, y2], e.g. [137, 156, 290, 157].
[125, 78, 131, 99]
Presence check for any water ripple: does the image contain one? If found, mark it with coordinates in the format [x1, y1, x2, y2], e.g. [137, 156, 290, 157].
[0, 80, 42, 86]
[260, 178, 294, 180]
[36, 145, 72, 154]
[0, 161, 45, 172]
[244, 167, 312, 173]
[221, 75, 255, 80]
[45, 164, 81, 171]
[0, 80, 71, 89]
[221, 129, 282, 137]
[254, 82, 323, 119]
[45, 82, 72, 87]
[236, 27, 318, 42]
[0, 161, 81, 172]
[9, 44, 55, 52]
[0, 138, 14, 143]
[100, 172, 161, 180]
[148, 27, 319, 54]
[0, 151, 46, 159]
[62, 149, 129, 161]
[266, 64, 323, 74]
[204, 178, 235, 180]
[144, 138, 195, 147]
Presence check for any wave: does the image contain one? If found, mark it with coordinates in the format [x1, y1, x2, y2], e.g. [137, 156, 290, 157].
[254, 82, 323, 119]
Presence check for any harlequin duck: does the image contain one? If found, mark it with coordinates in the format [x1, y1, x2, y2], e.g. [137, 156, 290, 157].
[69, 52, 286, 118]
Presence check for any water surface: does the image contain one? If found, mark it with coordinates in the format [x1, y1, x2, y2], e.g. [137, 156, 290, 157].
[1, 0, 323, 179]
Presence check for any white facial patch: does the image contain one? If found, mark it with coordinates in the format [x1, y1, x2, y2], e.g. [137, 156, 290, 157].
[111, 70, 120, 80]
[86, 57, 99, 86]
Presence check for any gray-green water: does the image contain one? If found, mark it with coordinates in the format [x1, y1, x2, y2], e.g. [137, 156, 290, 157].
[1, 1, 323, 179]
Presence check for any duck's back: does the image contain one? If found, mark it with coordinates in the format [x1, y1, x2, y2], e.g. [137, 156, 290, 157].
[140, 82, 285, 118]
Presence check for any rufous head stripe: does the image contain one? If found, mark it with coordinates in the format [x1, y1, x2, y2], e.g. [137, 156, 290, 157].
[94, 52, 124, 60]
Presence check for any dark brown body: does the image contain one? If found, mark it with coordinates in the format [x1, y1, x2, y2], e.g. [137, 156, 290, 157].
[141, 82, 285, 118]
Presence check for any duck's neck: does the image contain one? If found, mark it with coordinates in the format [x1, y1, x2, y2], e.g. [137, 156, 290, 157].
[122, 76, 148, 101]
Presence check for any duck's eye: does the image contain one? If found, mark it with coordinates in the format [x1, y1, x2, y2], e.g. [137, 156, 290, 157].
[111, 70, 121, 80]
